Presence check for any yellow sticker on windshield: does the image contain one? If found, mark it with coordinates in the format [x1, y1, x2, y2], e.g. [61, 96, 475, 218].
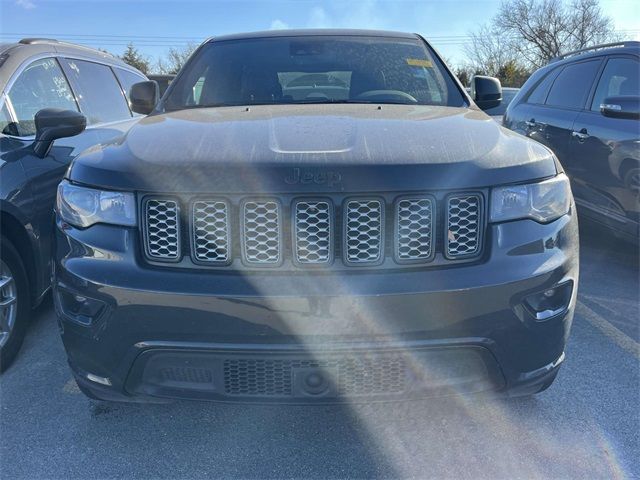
[406, 58, 433, 68]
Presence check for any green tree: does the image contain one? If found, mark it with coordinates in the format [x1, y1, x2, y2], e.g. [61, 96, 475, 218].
[496, 60, 531, 87]
[120, 43, 150, 75]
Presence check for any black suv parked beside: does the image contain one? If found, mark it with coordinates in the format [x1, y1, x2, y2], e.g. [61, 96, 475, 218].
[0, 39, 146, 370]
[504, 41, 639, 241]
[54, 30, 579, 403]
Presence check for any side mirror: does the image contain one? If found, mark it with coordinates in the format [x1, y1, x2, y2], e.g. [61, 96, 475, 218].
[33, 108, 86, 158]
[600, 95, 640, 120]
[471, 75, 502, 111]
[129, 81, 159, 115]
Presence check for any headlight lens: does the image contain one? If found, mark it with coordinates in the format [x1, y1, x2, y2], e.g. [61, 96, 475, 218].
[56, 180, 136, 228]
[490, 174, 571, 223]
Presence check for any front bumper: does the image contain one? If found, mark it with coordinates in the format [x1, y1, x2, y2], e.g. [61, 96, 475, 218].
[54, 212, 579, 403]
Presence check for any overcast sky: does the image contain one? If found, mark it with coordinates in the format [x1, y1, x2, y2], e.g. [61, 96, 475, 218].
[2, 0, 639, 66]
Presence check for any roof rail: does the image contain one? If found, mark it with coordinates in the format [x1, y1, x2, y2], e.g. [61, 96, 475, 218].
[551, 41, 640, 62]
[17, 37, 119, 59]
[19, 38, 60, 45]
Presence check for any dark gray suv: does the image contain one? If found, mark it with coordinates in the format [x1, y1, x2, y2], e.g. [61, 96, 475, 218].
[54, 30, 579, 403]
[504, 41, 639, 241]
[0, 39, 146, 370]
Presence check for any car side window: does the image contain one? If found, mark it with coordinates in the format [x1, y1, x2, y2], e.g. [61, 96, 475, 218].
[590, 57, 639, 112]
[114, 68, 147, 116]
[545, 60, 601, 110]
[525, 68, 560, 105]
[60, 58, 132, 124]
[3, 57, 78, 136]
[0, 100, 13, 135]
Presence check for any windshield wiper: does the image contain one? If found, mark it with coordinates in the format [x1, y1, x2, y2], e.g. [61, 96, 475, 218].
[166, 99, 419, 112]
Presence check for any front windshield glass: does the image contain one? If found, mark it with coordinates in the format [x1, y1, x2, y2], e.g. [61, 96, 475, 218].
[164, 35, 466, 110]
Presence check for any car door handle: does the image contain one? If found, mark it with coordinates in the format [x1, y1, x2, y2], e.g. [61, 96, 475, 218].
[571, 129, 589, 140]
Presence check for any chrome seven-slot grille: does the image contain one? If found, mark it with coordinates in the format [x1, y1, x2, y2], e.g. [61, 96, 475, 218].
[142, 193, 483, 267]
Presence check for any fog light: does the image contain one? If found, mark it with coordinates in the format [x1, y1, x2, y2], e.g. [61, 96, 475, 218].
[523, 281, 573, 321]
[56, 288, 106, 325]
[86, 373, 111, 386]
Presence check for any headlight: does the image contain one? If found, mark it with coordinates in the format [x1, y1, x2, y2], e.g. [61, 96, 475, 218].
[490, 174, 571, 223]
[56, 180, 136, 228]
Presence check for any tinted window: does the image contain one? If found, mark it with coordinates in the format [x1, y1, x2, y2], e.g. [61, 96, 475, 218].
[590, 58, 639, 111]
[545, 60, 600, 109]
[60, 58, 131, 124]
[165, 36, 465, 110]
[526, 68, 560, 105]
[4, 58, 78, 136]
[114, 67, 147, 116]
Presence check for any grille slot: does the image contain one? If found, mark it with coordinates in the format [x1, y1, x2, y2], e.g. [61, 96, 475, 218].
[242, 200, 282, 265]
[192, 200, 230, 264]
[223, 355, 406, 396]
[395, 197, 434, 262]
[446, 194, 482, 258]
[144, 199, 180, 260]
[294, 200, 332, 265]
[160, 367, 213, 384]
[344, 199, 383, 264]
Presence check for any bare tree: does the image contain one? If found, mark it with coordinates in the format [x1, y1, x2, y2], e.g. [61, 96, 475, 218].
[495, 0, 617, 68]
[465, 23, 520, 78]
[155, 43, 198, 74]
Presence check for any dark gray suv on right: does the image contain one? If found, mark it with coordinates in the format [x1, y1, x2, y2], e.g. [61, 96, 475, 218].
[504, 41, 639, 241]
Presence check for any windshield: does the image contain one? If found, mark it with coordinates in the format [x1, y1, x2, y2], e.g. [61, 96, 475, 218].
[164, 35, 466, 110]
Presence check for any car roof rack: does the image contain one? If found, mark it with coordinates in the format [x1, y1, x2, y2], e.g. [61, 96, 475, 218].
[17, 37, 119, 59]
[551, 41, 640, 62]
[19, 38, 61, 45]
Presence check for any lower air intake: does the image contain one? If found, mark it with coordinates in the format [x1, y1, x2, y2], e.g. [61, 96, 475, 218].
[223, 355, 406, 397]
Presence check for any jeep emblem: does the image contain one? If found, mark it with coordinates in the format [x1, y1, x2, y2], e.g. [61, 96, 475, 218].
[284, 168, 342, 187]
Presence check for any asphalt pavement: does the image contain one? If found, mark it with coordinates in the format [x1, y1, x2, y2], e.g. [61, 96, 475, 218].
[1, 222, 638, 479]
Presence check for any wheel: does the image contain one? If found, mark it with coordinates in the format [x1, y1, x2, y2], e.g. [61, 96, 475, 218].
[0, 235, 30, 372]
[623, 167, 640, 198]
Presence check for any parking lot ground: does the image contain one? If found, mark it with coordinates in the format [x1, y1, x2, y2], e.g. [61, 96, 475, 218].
[1, 223, 638, 479]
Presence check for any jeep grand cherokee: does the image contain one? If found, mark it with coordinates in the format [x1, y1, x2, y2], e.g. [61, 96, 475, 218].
[54, 30, 579, 403]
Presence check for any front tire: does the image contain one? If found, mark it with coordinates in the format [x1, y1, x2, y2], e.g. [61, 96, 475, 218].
[0, 235, 30, 372]
[623, 167, 640, 199]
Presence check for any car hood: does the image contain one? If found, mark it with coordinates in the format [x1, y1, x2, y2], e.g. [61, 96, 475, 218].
[69, 104, 557, 193]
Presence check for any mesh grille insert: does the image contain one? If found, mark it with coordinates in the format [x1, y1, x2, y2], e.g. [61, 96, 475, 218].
[396, 197, 434, 261]
[160, 367, 213, 384]
[144, 199, 180, 260]
[141, 193, 486, 267]
[345, 199, 383, 264]
[446, 194, 482, 258]
[294, 201, 332, 265]
[192, 200, 230, 263]
[223, 355, 406, 396]
[242, 200, 281, 265]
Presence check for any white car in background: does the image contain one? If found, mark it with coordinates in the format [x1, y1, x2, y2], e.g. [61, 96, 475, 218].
[465, 86, 520, 123]
[484, 87, 520, 123]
